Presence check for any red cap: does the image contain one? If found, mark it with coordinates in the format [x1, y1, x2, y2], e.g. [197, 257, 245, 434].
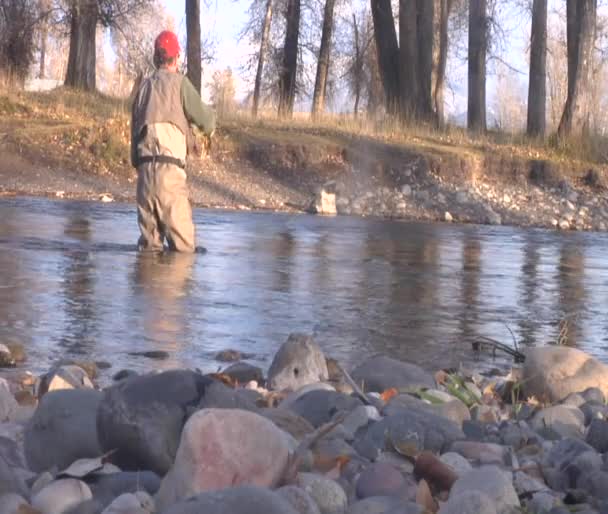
[154, 30, 180, 58]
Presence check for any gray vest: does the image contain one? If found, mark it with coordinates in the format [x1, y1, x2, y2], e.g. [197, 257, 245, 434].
[131, 70, 191, 162]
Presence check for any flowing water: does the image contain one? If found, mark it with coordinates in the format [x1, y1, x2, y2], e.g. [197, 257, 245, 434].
[1, 196, 608, 379]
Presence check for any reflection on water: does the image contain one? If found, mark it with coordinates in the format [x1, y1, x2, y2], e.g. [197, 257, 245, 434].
[1, 196, 608, 377]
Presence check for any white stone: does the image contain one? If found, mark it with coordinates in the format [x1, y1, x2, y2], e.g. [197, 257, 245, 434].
[31, 479, 92, 514]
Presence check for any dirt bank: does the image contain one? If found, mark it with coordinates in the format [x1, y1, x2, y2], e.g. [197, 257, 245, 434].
[1, 89, 608, 231]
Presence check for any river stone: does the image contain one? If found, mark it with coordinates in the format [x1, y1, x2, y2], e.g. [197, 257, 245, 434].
[96, 370, 214, 475]
[580, 401, 608, 425]
[222, 362, 264, 385]
[530, 405, 585, 439]
[155, 408, 291, 510]
[440, 452, 473, 476]
[359, 407, 463, 457]
[577, 470, 608, 500]
[450, 467, 519, 514]
[581, 387, 606, 405]
[161, 485, 299, 514]
[0, 493, 30, 514]
[284, 389, 363, 428]
[297, 472, 347, 514]
[522, 347, 608, 403]
[25, 389, 102, 473]
[0, 451, 28, 497]
[347, 497, 424, 514]
[38, 365, 95, 397]
[0, 378, 18, 422]
[267, 334, 329, 391]
[280, 383, 337, 410]
[31, 479, 93, 514]
[197, 380, 259, 411]
[586, 419, 608, 453]
[439, 490, 497, 514]
[355, 463, 409, 499]
[277, 486, 322, 514]
[100, 492, 154, 514]
[89, 471, 161, 506]
[384, 393, 468, 426]
[450, 441, 509, 466]
[350, 355, 435, 393]
[0, 345, 15, 368]
[259, 407, 315, 441]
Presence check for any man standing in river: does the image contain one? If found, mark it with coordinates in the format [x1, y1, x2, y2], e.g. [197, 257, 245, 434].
[131, 30, 216, 253]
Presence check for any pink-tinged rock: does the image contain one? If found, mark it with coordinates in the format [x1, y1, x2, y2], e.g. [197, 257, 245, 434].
[156, 408, 291, 510]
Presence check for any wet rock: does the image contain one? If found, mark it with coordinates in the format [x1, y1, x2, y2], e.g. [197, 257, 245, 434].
[347, 496, 424, 514]
[96, 370, 214, 475]
[283, 389, 362, 428]
[25, 389, 102, 473]
[450, 467, 519, 514]
[100, 492, 154, 514]
[0, 345, 15, 368]
[111, 369, 138, 382]
[439, 490, 497, 514]
[581, 387, 605, 405]
[0, 378, 18, 422]
[350, 355, 435, 393]
[297, 472, 348, 514]
[54, 360, 100, 380]
[450, 441, 508, 466]
[522, 347, 608, 403]
[38, 365, 94, 397]
[580, 402, 608, 426]
[585, 419, 608, 453]
[280, 383, 337, 410]
[31, 479, 92, 514]
[358, 407, 463, 457]
[332, 405, 381, 441]
[277, 486, 321, 514]
[355, 463, 409, 499]
[542, 439, 598, 491]
[268, 334, 329, 392]
[577, 471, 608, 501]
[197, 380, 259, 412]
[89, 471, 161, 505]
[222, 362, 264, 384]
[440, 452, 473, 476]
[4, 343, 26, 363]
[127, 351, 170, 360]
[531, 405, 585, 439]
[0, 493, 30, 514]
[155, 409, 291, 510]
[259, 407, 315, 441]
[214, 349, 253, 362]
[161, 485, 299, 514]
[499, 420, 538, 449]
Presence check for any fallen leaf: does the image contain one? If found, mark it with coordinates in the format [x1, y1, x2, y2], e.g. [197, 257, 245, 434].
[380, 388, 398, 402]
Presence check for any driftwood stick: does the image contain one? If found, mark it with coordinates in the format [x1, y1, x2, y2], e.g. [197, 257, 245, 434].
[332, 361, 384, 410]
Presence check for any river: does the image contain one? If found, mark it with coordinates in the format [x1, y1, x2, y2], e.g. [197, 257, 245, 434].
[1, 196, 607, 379]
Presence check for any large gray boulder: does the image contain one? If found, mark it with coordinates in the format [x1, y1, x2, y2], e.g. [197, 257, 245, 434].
[350, 355, 435, 393]
[155, 409, 292, 511]
[25, 389, 102, 473]
[96, 370, 214, 475]
[267, 334, 329, 391]
[522, 347, 608, 403]
[160, 485, 299, 514]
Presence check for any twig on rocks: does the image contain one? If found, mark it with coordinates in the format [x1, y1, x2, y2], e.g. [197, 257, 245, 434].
[471, 335, 526, 363]
[278, 412, 349, 486]
[332, 360, 384, 410]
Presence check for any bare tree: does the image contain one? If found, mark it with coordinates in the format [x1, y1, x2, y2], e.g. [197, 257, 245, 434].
[467, 0, 487, 133]
[433, 0, 454, 127]
[252, 0, 273, 117]
[527, 0, 547, 137]
[311, 0, 337, 117]
[399, 0, 418, 117]
[557, 0, 597, 139]
[370, 0, 400, 114]
[210, 67, 237, 117]
[278, 0, 300, 117]
[186, 0, 201, 93]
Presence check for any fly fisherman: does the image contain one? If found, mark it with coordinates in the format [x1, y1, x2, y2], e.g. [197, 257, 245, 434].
[131, 30, 216, 253]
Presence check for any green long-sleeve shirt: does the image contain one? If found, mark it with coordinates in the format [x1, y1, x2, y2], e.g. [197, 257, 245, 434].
[180, 76, 216, 136]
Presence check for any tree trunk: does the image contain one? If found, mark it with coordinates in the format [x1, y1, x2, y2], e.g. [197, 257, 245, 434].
[416, 0, 434, 119]
[557, 0, 597, 139]
[370, 0, 400, 114]
[353, 12, 361, 118]
[467, 0, 487, 133]
[434, 0, 453, 128]
[311, 0, 337, 118]
[278, 0, 301, 118]
[252, 0, 273, 117]
[39, 21, 48, 79]
[527, 0, 547, 137]
[399, 0, 418, 118]
[186, 0, 202, 94]
[65, 0, 98, 91]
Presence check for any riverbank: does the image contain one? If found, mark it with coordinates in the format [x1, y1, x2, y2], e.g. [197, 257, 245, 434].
[2, 336, 608, 513]
[1, 88, 608, 231]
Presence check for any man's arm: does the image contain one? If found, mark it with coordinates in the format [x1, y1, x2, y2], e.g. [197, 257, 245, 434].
[181, 76, 216, 136]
